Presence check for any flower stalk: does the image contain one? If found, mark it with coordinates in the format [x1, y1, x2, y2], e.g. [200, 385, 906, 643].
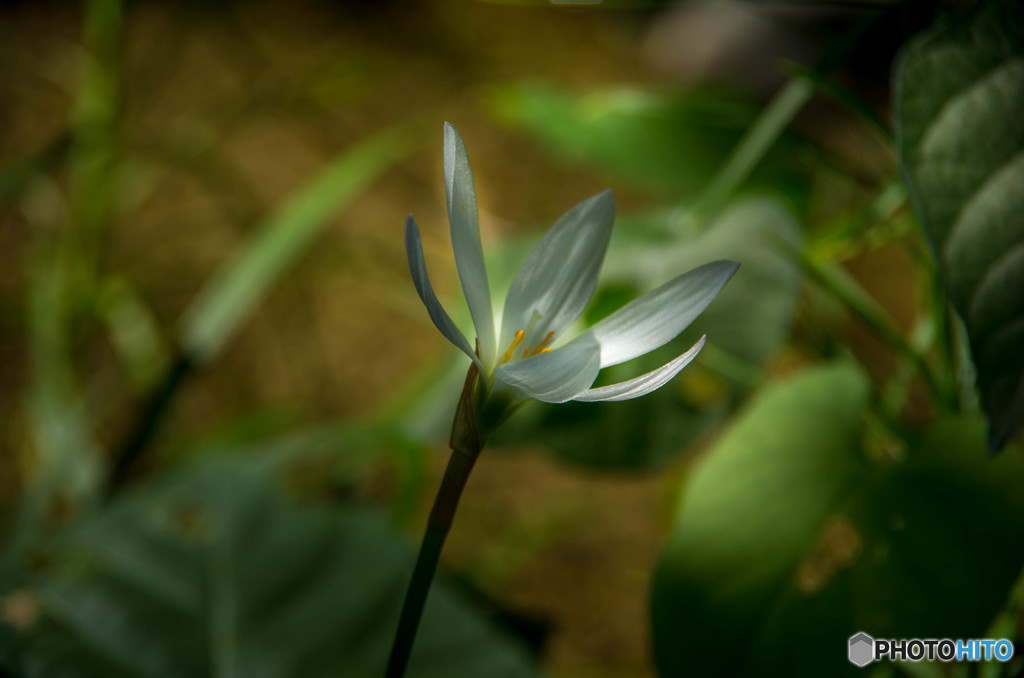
[386, 364, 481, 678]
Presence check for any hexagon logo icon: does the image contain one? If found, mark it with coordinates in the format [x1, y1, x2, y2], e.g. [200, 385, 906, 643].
[849, 632, 874, 667]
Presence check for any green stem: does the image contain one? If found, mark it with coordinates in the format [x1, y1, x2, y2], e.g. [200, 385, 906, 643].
[386, 364, 481, 678]
[800, 254, 953, 409]
[687, 77, 814, 223]
[782, 62, 891, 140]
[105, 351, 194, 497]
[684, 5, 896, 228]
[385, 447, 478, 678]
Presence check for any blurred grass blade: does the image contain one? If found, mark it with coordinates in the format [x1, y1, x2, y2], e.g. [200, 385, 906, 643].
[22, 246, 104, 537]
[689, 78, 813, 222]
[15, 0, 123, 539]
[782, 62, 890, 141]
[179, 123, 424, 363]
[97, 277, 171, 390]
[895, 0, 1024, 451]
[66, 0, 122, 297]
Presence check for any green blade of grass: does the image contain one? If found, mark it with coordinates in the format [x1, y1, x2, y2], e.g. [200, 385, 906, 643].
[687, 77, 814, 224]
[14, 0, 123, 540]
[177, 122, 426, 363]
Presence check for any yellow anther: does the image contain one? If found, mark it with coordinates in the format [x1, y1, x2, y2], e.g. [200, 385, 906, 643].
[529, 331, 555, 356]
[501, 330, 525, 364]
[539, 348, 552, 354]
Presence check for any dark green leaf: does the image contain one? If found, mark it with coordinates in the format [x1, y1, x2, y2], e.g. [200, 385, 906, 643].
[895, 0, 1024, 451]
[652, 363, 1024, 676]
[5, 463, 538, 678]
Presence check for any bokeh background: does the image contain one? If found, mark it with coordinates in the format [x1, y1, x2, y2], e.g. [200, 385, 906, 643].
[2, 1, 1023, 677]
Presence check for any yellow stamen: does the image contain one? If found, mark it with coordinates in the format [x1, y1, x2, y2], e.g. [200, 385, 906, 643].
[539, 348, 552, 354]
[521, 345, 531, 359]
[501, 330, 525, 364]
[529, 331, 555, 356]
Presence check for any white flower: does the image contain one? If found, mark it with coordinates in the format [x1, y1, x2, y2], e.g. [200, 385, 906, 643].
[405, 123, 737, 433]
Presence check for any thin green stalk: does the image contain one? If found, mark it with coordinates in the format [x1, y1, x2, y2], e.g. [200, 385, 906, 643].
[907, 239, 958, 398]
[684, 5, 895, 228]
[105, 352, 193, 497]
[800, 253, 954, 409]
[686, 77, 814, 224]
[386, 365, 481, 678]
[782, 61, 892, 140]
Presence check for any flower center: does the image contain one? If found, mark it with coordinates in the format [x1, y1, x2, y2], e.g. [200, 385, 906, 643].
[500, 311, 555, 364]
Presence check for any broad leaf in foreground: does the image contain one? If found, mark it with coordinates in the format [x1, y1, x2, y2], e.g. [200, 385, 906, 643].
[1, 463, 539, 678]
[652, 363, 1024, 676]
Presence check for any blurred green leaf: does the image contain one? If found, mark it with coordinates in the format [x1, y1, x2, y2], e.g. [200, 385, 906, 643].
[895, 0, 1024, 451]
[496, 198, 803, 469]
[652, 363, 1024, 676]
[179, 418, 430, 527]
[3, 462, 539, 678]
[179, 123, 424, 363]
[489, 84, 806, 198]
[602, 198, 804, 370]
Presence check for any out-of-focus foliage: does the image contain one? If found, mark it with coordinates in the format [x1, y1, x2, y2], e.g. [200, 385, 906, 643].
[895, 0, 1024, 452]
[652, 363, 1024, 677]
[1, 462, 538, 678]
[490, 84, 809, 203]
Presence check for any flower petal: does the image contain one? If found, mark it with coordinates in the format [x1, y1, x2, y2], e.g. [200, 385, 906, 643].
[499, 190, 615, 351]
[405, 215, 484, 372]
[585, 260, 738, 367]
[493, 342, 601, 403]
[444, 122, 495, 370]
[573, 335, 706, 402]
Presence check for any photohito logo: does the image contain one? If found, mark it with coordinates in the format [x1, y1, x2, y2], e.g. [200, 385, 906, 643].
[848, 632, 1014, 667]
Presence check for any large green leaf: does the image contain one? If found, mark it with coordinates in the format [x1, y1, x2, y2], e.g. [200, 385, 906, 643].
[2, 463, 539, 678]
[895, 0, 1024, 451]
[496, 198, 803, 470]
[652, 363, 1024, 676]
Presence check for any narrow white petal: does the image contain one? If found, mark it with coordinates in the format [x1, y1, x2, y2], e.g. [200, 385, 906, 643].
[499, 190, 615, 351]
[405, 215, 484, 372]
[585, 260, 738, 367]
[444, 122, 495, 369]
[573, 336, 706, 402]
[493, 342, 601, 403]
